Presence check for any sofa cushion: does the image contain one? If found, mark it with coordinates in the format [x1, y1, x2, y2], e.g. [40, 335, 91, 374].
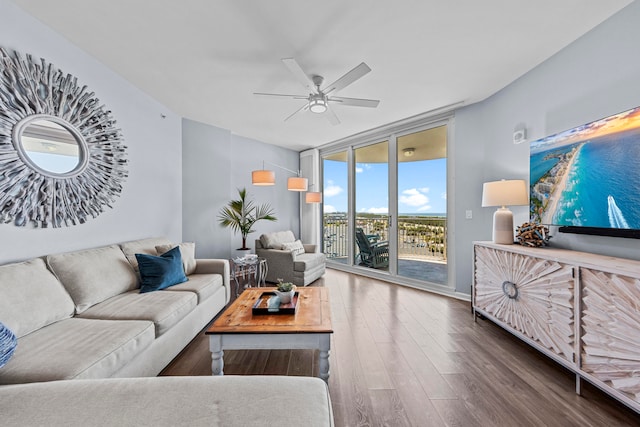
[260, 230, 296, 249]
[47, 245, 138, 314]
[136, 247, 188, 293]
[0, 258, 75, 337]
[0, 376, 334, 427]
[165, 273, 223, 303]
[77, 290, 197, 336]
[281, 239, 305, 255]
[120, 237, 172, 272]
[155, 242, 196, 275]
[293, 253, 327, 272]
[0, 318, 154, 384]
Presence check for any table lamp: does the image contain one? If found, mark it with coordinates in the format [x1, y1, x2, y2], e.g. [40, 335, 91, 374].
[482, 179, 528, 244]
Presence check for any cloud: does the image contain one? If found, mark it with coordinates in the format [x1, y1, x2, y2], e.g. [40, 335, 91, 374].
[364, 207, 388, 214]
[355, 167, 363, 173]
[399, 188, 430, 207]
[417, 205, 433, 212]
[324, 185, 343, 197]
[441, 192, 447, 200]
[323, 204, 337, 213]
[419, 187, 430, 193]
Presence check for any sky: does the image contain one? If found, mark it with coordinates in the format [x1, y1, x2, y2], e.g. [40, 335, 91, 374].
[323, 157, 447, 215]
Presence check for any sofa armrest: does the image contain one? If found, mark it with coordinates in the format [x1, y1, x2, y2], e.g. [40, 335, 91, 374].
[194, 259, 231, 303]
[303, 244, 317, 253]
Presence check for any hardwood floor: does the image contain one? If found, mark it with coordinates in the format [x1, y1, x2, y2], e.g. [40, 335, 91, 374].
[161, 269, 640, 426]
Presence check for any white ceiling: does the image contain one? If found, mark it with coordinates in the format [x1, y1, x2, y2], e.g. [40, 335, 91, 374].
[12, 0, 632, 151]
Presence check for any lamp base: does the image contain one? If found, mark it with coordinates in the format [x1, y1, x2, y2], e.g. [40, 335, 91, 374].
[493, 207, 514, 244]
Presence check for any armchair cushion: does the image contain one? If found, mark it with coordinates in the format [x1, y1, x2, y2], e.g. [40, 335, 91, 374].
[293, 253, 326, 272]
[260, 231, 296, 249]
[281, 240, 305, 256]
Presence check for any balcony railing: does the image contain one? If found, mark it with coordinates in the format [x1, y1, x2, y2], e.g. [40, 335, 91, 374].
[323, 213, 447, 262]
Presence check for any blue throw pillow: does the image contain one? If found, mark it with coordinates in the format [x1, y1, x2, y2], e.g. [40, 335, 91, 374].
[0, 321, 17, 368]
[136, 246, 188, 293]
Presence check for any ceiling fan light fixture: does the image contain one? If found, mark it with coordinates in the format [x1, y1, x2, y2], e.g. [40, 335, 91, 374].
[309, 98, 327, 114]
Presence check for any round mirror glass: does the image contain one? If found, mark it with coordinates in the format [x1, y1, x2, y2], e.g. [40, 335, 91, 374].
[17, 118, 84, 176]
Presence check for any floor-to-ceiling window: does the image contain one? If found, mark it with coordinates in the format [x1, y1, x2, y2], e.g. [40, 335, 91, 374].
[322, 150, 349, 262]
[320, 118, 451, 291]
[396, 126, 447, 285]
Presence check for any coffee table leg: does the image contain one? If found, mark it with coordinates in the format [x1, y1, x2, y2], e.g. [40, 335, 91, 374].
[319, 334, 330, 382]
[210, 335, 224, 376]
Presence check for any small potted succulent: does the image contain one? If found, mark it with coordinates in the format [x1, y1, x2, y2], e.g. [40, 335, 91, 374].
[274, 279, 296, 304]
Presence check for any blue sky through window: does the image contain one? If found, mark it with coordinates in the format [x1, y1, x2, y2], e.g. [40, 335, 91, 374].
[323, 157, 446, 215]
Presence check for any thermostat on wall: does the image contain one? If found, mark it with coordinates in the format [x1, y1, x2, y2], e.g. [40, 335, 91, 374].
[513, 127, 527, 144]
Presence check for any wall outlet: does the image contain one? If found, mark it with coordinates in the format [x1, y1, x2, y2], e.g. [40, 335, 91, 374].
[465, 210, 473, 219]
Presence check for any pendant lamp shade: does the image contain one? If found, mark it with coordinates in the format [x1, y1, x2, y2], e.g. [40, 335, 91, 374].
[287, 176, 308, 191]
[305, 191, 322, 203]
[252, 169, 275, 186]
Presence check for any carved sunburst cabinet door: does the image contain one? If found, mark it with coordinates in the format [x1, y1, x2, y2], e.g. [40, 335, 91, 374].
[474, 246, 575, 361]
[581, 268, 640, 404]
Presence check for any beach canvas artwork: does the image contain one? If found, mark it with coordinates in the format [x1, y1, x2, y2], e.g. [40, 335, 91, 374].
[530, 106, 640, 230]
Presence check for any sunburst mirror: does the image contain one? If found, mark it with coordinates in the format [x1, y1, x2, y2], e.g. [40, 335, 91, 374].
[0, 47, 128, 228]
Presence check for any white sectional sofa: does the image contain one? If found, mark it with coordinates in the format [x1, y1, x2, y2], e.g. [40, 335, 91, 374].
[0, 237, 231, 383]
[0, 237, 334, 426]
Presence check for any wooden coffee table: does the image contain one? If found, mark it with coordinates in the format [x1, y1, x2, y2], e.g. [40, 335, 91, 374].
[205, 287, 333, 381]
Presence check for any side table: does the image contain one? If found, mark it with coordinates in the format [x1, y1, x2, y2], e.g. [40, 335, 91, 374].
[230, 257, 268, 296]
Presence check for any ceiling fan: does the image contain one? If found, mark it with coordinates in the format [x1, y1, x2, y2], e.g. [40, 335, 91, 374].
[254, 58, 380, 125]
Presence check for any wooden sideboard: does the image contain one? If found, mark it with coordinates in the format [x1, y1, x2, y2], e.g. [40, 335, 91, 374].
[473, 241, 640, 414]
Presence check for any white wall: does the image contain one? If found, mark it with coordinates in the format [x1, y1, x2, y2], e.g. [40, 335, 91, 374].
[182, 118, 301, 259]
[453, 1, 640, 294]
[0, 0, 183, 263]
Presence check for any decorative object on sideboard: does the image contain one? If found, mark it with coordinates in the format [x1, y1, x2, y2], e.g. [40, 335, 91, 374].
[0, 47, 128, 228]
[516, 222, 551, 247]
[481, 179, 528, 244]
[218, 187, 277, 252]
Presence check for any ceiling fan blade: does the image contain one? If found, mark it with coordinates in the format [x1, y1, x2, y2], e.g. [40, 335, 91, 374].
[324, 105, 340, 126]
[284, 103, 309, 122]
[282, 58, 315, 92]
[329, 96, 380, 108]
[254, 92, 308, 100]
[323, 62, 371, 95]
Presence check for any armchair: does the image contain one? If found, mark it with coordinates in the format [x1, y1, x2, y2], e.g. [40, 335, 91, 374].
[355, 228, 389, 269]
[255, 231, 326, 287]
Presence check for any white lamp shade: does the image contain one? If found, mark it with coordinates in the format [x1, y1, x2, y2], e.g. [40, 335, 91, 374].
[305, 191, 322, 203]
[252, 170, 275, 186]
[482, 179, 528, 207]
[287, 176, 308, 191]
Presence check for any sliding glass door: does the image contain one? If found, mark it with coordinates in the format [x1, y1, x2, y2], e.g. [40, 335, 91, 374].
[321, 121, 449, 288]
[396, 126, 447, 285]
[354, 141, 389, 271]
[322, 151, 348, 263]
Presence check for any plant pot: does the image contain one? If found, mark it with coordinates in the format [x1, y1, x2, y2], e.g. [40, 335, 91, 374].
[274, 289, 295, 304]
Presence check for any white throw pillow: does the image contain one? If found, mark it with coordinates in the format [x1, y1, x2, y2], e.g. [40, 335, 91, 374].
[156, 242, 197, 275]
[281, 240, 305, 256]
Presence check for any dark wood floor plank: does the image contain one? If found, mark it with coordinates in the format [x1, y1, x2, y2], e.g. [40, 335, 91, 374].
[375, 341, 446, 427]
[160, 268, 640, 426]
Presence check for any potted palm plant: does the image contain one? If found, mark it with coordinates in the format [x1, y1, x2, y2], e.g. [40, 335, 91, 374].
[218, 188, 277, 255]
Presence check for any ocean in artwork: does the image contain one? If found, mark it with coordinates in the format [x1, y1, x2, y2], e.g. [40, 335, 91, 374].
[546, 129, 640, 229]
